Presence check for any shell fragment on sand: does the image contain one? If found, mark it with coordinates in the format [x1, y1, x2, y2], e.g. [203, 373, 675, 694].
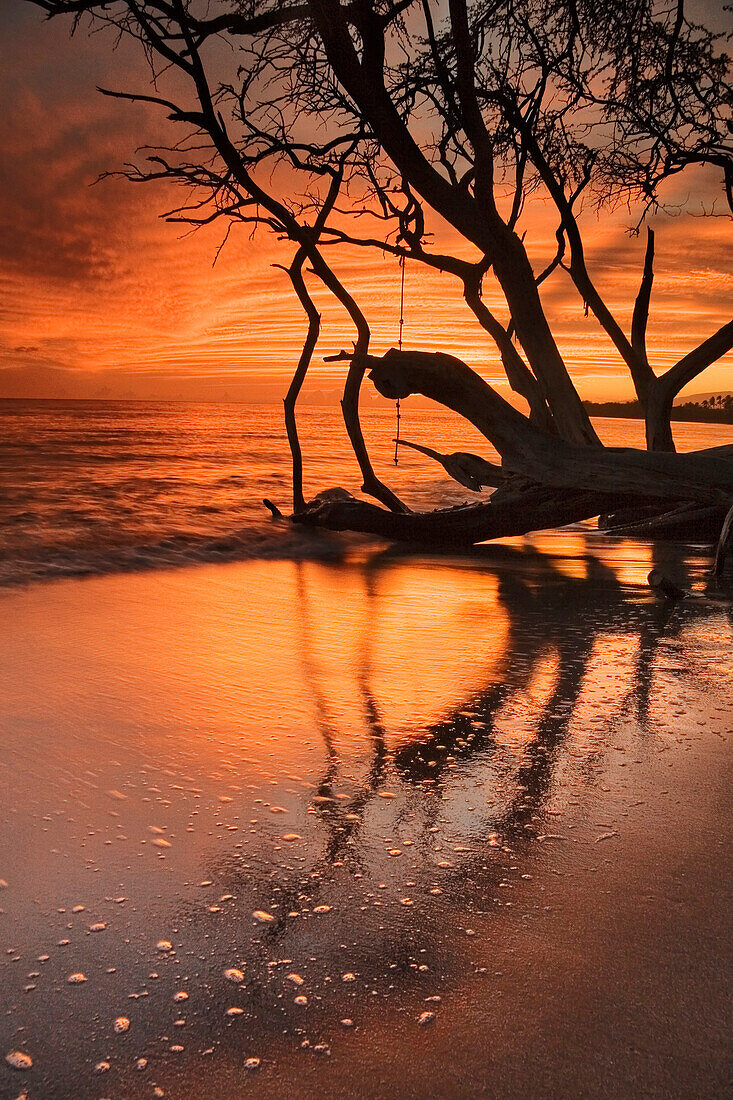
[252, 910, 275, 923]
[5, 1051, 32, 1071]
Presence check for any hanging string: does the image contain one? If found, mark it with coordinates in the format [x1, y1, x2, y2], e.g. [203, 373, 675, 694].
[398, 252, 406, 351]
[394, 254, 406, 465]
[394, 397, 401, 464]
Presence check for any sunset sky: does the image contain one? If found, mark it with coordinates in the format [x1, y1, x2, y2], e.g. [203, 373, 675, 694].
[1, 1, 731, 404]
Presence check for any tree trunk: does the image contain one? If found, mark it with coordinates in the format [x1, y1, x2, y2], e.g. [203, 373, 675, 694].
[283, 250, 321, 512]
[294, 348, 733, 548]
[310, 0, 600, 449]
[603, 502, 728, 540]
[366, 349, 733, 503]
[644, 379, 676, 453]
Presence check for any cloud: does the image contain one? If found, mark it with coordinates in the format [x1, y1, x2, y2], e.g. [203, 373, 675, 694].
[0, 83, 155, 284]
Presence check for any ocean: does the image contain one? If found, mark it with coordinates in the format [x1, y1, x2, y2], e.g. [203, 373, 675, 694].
[1, 399, 731, 587]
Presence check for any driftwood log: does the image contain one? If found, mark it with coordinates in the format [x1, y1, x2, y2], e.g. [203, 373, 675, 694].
[295, 487, 648, 547]
[294, 349, 733, 555]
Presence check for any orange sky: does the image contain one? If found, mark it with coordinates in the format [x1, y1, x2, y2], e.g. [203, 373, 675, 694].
[1, 5, 731, 404]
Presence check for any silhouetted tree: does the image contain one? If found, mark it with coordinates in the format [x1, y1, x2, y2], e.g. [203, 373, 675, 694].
[30, 0, 733, 546]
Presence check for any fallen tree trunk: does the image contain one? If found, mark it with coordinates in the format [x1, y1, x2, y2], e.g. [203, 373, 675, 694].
[367, 349, 733, 504]
[602, 502, 729, 541]
[291, 347, 733, 548]
[294, 484, 656, 546]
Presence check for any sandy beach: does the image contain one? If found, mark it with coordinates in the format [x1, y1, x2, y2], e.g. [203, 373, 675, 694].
[1, 538, 731, 1098]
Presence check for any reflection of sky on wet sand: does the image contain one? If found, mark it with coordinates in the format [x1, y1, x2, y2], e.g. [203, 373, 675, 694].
[0, 536, 731, 1097]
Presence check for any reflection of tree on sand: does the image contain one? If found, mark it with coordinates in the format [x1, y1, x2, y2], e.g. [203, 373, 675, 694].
[346, 543, 714, 843]
[389, 551, 611, 841]
[293, 562, 389, 870]
[293, 562, 338, 788]
[206, 540, 720, 938]
[170, 540, 727, 1060]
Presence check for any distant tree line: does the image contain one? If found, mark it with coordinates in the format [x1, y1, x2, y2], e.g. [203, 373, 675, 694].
[584, 395, 733, 424]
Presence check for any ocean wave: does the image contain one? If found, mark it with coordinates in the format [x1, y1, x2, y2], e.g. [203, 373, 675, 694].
[0, 520, 371, 588]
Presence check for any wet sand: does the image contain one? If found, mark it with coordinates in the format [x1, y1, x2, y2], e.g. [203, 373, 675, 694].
[1, 536, 731, 1098]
